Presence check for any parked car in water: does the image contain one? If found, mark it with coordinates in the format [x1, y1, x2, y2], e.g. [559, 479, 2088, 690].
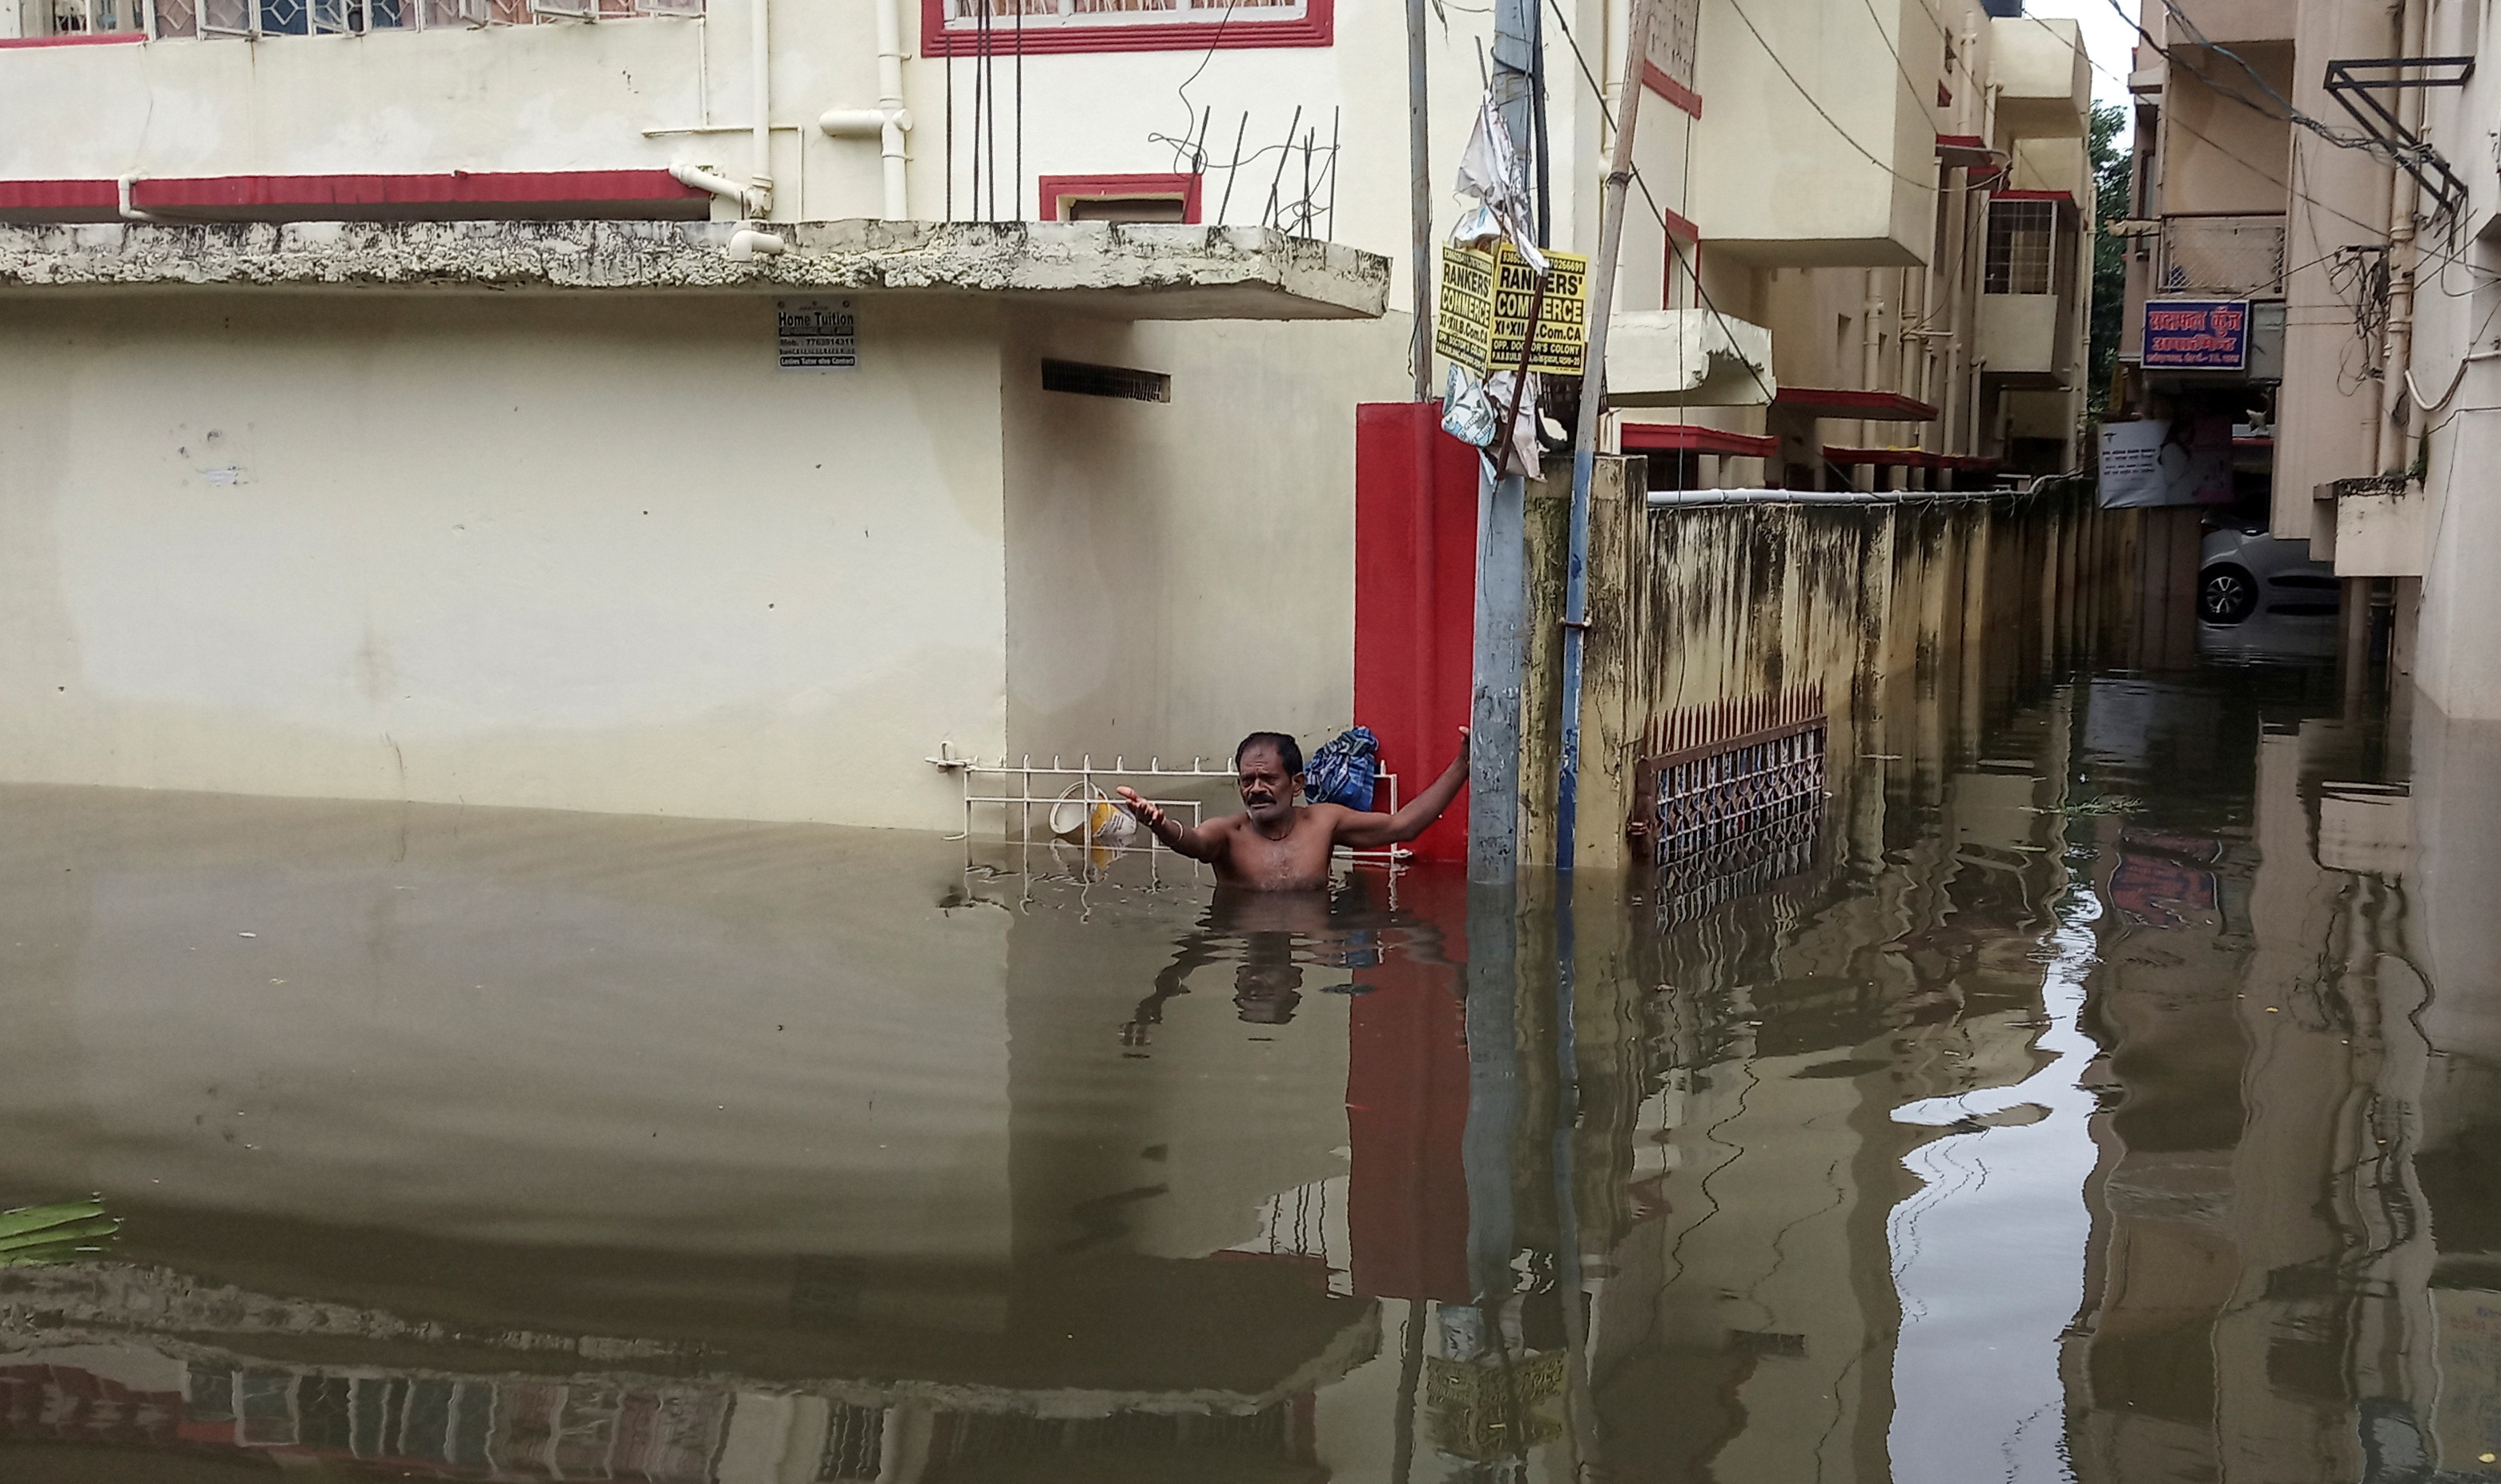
[2197, 522, 2341, 662]
[2199, 525, 2341, 625]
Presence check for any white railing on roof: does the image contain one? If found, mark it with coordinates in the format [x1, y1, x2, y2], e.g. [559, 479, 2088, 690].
[136, 0, 696, 39]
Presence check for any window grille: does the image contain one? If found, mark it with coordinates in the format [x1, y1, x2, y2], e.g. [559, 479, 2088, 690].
[1984, 198, 2055, 295]
[1644, 0, 1701, 93]
[42, 0, 151, 33]
[2158, 213, 2287, 297]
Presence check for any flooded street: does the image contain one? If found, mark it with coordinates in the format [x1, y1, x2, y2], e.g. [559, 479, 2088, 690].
[4, 656, 2499, 1483]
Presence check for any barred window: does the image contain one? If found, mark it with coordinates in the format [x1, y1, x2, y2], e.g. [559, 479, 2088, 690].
[1643, 0, 1702, 94]
[1984, 198, 2056, 295]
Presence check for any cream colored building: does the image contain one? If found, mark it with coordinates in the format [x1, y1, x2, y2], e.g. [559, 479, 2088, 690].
[2, 0, 2089, 828]
[2117, 0, 2501, 719]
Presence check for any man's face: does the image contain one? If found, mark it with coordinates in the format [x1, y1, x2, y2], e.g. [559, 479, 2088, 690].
[1236, 745, 1301, 826]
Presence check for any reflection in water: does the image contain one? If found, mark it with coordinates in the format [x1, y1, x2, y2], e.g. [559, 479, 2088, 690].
[2, 665, 2499, 1482]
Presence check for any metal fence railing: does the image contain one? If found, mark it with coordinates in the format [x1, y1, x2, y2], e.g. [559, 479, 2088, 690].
[126, 0, 692, 40]
[2159, 212, 2288, 299]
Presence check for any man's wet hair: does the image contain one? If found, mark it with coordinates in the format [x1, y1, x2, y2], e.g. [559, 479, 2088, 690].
[1235, 731, 1305, 774]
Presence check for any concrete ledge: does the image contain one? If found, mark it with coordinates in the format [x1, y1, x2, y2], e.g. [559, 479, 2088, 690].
[0, 219, 1391, 321]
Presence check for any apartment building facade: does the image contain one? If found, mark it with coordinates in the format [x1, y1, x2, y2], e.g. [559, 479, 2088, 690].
[2116, 0, 2501, 718]
[1, 0, 2089, 829]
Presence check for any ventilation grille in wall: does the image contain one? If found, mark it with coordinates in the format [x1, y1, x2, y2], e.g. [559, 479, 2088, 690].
[1041, 360, 1172, 403]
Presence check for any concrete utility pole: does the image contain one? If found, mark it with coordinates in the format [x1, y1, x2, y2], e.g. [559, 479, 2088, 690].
[1467, 0, 1542, 886]
[1407, 0, 1432, 403]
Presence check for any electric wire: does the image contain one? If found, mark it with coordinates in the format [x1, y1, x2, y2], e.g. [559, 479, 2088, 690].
[2021, 11, 2388, 238]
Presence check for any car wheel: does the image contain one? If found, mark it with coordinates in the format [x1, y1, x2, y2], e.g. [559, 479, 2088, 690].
[2200, 565, 2258, 625]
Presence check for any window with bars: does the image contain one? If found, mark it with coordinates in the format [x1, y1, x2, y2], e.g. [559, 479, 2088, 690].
[1984, 198, 2055, 295]
[937, 0, 1304, 39]
[1643, 0, 1700, 95]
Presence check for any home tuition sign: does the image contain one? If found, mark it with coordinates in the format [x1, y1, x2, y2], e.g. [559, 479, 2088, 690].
[777, 297, 859, 371]
[2143, 298, 2249, 371]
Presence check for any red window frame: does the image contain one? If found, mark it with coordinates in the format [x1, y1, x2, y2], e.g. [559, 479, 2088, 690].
[1039, 172, 1203, 223]
[1660, 204, 1699, 308]
[1641, 62, 1703, 119]
[921, 0, 1332, 57]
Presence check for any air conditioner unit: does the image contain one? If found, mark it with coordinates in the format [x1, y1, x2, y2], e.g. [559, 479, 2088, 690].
[633, 0, 702, 16]
[451, 0, 489, 26]
[529, 0, 596, 20]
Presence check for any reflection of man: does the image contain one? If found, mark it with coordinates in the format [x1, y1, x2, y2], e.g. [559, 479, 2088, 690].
[1232, 961, 1304, 1025]
[1122, 883, 1384, 1043]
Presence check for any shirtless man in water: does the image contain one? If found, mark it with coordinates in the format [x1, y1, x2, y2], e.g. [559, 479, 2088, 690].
[1116, 729, 1470, 891]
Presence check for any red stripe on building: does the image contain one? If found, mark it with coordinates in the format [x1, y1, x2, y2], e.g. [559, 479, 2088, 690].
[1620, 423, 1775, 459]
[1641, 61, 1703, 118]
[132, 170, 710, 219]
[1, 171, 710, 223]
[0, 31, 147, 46]
[0, 179, 120, 221]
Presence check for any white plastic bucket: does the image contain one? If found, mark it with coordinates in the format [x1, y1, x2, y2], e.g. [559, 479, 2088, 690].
[1047, 784, 1144, 847]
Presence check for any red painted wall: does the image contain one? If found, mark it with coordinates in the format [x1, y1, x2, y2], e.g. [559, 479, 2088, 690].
[1353, 403, 1480, 864]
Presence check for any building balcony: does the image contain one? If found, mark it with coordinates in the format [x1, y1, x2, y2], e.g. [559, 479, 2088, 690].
[1685, 0, 1934, 266]
[1989, 15, 2089, 141]
[1978, 190, 2078, 387]
[2157, 0, 2294, 45]
[1977, 293, 2069, 382]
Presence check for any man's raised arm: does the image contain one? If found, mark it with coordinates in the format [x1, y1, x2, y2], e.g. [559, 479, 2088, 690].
[1332, 730, 1471, 850]
[1116, 788, 1224, 862]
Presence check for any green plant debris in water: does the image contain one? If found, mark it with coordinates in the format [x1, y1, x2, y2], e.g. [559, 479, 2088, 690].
[0, 1196, 119, 1267]
[2025, 795, 2144, 816]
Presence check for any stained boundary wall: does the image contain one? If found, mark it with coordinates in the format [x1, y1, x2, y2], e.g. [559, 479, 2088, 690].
[1354, 402, 2207, 871]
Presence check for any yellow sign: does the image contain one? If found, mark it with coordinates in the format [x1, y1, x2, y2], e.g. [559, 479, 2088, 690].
[1436, 243, 1590, 376]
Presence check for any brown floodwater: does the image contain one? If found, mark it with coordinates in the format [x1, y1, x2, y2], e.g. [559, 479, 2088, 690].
[3, 657, 2499, 1483]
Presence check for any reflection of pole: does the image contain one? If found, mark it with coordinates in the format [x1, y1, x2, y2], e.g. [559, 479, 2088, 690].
[1554, 0, 1655, 871]
[1405, 0, 1431, 403]
[1390, 1301, 1425, 1484]
[1462, 883, 1520, 1298]
[1550, 883, 1598, 1472]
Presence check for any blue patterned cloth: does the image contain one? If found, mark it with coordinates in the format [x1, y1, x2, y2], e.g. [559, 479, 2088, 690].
[1303, 726, 1380, 810]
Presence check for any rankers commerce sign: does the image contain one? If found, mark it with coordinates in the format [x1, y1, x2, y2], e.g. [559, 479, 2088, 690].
[2142, 298, 2250, 371]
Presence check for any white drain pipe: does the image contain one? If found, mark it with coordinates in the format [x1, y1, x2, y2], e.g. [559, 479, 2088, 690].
[818, 0, 912, 219]
[748, 0, 776, 218]
[670, 162, 757, 216]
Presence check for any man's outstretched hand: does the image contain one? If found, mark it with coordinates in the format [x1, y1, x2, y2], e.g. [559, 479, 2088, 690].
[1114, 786, 1169, 832]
